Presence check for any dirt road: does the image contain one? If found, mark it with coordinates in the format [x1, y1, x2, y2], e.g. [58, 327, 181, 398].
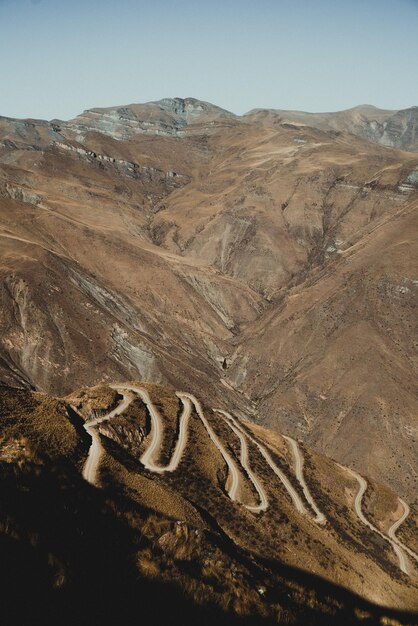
[81, 391, 133, 485]
[341, 465, 411, 575]
[216, 409, 268, 512]
[283, 435, 326, 525]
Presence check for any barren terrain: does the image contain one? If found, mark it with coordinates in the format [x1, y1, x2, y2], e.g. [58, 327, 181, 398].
[0, 98, 416, 506]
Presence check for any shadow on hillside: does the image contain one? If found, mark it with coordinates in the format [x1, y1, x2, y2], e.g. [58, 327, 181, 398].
[0, 461, 268, 626]
[103, 436, 418, 625]
[185, 498, 418, 626]
[1, 459, 417, 626]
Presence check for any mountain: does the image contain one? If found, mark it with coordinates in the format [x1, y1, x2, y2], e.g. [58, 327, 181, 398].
[1, 99, 417, 498]
[67, 97, 236, 140]
[1, 381, 417, 626]
[245, 105, 418, 153]
[0, 97, 417, 622]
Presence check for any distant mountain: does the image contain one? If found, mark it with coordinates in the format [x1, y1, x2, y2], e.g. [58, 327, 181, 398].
[67, 97, 237, 140]
[245, 104, 418, 152]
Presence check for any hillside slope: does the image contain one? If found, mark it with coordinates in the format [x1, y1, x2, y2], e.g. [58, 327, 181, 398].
[1, 381, 418, 625]
[245, 105, 418, 153]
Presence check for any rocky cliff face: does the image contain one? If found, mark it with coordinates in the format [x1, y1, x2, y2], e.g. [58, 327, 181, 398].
[370, 107, 418, 151]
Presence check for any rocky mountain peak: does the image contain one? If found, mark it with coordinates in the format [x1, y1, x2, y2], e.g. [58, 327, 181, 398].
[153, 96, 234, 118]
[66, 96, 235, 140]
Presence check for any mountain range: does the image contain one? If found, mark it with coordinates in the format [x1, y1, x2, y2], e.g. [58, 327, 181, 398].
[0, 97, 417, 625]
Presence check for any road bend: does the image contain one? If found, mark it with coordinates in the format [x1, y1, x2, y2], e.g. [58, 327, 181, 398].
[339, 464, 411, 575]
[283, 435, 326, 525]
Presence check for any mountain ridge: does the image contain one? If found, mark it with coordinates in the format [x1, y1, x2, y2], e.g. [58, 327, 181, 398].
[3, 97, 418, 152]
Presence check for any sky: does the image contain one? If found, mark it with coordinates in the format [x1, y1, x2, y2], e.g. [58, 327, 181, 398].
[0, 0, 417, 120]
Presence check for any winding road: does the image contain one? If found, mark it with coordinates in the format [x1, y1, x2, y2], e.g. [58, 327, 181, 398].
[388, 498, 418, 568]
[214, 409, 325, 522]
[339, 464, 418, 576]
[283, 435, 327, 525]
[214, 409, 268, 512]
[82, 385, 324, 521]
[110, 384, 193, 473]
[81, 391, 133, 484]
[80, 383, 416, 579]
[180, 393, 242, 502]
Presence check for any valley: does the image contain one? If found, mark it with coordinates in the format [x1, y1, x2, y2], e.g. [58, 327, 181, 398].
[0, 97, 417, 625]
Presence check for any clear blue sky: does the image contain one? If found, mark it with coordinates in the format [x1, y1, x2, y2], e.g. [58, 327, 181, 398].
[1, 0, 417, 120]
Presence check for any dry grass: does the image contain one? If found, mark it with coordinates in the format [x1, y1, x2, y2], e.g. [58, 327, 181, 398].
[0, 386, 81, 460]
[100, 450, 204, 525]
[363, 478, 401, 532]
[2, 381, 418, 624]
[137, 547, 162, 578]
[66, 383, 119, 419]
[135, 516, 270, 621]
[396, 503, 418, 562]
[0, 436, 36, 464]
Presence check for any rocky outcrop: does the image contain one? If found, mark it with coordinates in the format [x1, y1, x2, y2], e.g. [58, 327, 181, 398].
[0, 184, 42, 206]
[53, 140, 189, 184]
[375, 107, 418, 151]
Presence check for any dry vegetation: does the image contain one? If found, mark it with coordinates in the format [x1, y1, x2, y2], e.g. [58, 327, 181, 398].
[397, 504, 418, 559]
[66, 383, 120, 419]
[0, 385, 83, 460]
[1, 381, 418, 625]
[74, 383, 418, 612]
[363, 478, 402, 532]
